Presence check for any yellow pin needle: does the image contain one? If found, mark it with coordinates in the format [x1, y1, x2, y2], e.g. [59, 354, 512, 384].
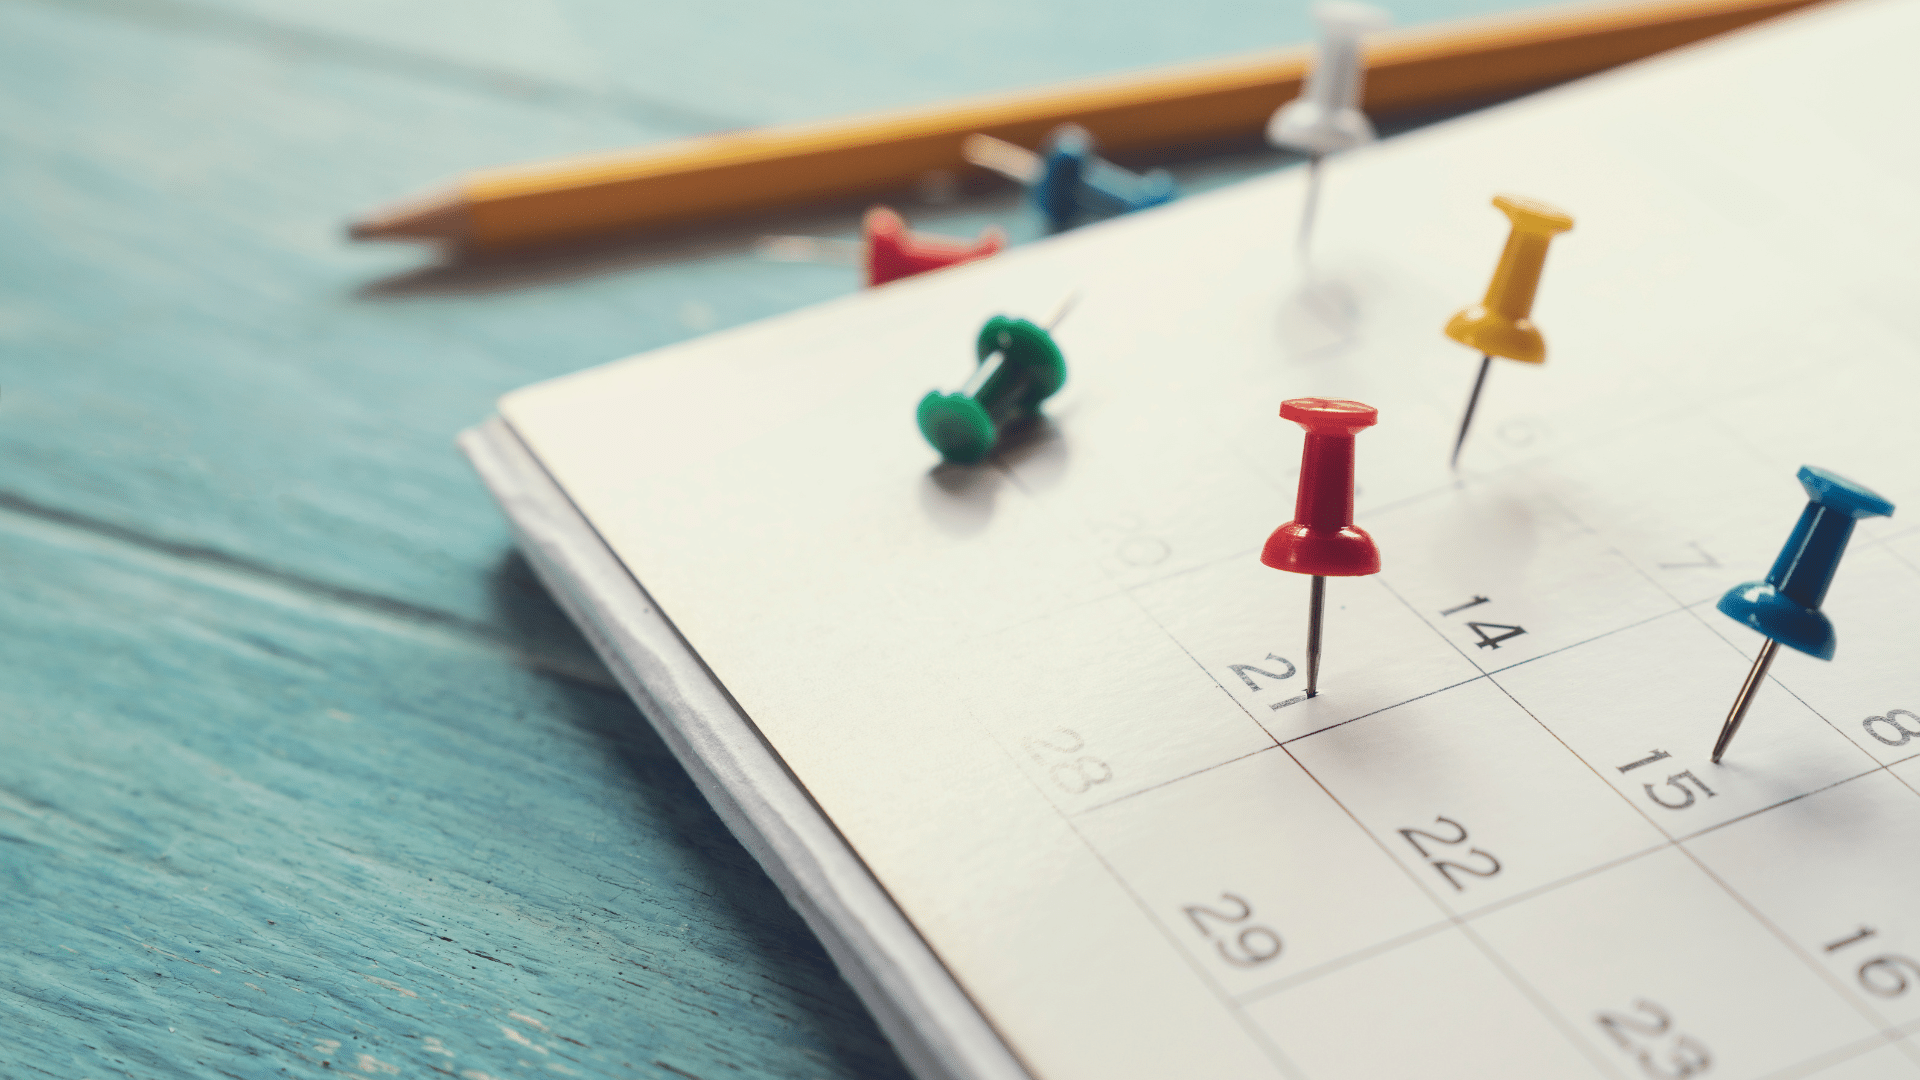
[1445, 194, 1573, 468]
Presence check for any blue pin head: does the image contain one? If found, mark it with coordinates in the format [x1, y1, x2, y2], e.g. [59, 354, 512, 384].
[1031, 124, 1177, 232]
[1716, 466, 1894, 659]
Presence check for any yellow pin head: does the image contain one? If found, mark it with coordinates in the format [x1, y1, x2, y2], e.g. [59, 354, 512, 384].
[1444, 194, 1574, 364]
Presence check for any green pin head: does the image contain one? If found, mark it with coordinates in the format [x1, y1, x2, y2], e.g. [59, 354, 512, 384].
[916, 315, 1066, 465]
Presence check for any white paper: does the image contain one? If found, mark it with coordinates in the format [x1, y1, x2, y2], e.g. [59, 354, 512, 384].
[495, 3, 1920, 1075]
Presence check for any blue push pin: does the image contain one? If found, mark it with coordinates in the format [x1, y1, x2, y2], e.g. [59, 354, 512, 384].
[1710, 466, 1895, 762]
[962, 124, 1177, 232]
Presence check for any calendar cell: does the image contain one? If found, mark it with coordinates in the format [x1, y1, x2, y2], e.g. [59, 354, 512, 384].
[1494, 610, 1873, 838]
[1799, 1042, 1920, 1080]
[971, 592, 1275, 813]
[1076, 749, 1443, 998]
[1243, 926, 1611, 1080]
[1475, 847, 1880, 1080]
[1689, 770, 1920, 1030]
[1129, 557, 1481, 743]
[1534, 418, 1816, 609]
[1286, 676, 1665, 916]
[1368, 484, 1680, 674]
[1765, 543, 1920, 767]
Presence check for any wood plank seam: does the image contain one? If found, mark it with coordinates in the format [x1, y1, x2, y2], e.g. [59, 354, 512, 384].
[37, 0, 746, 132]
[0, 488, 620, 692]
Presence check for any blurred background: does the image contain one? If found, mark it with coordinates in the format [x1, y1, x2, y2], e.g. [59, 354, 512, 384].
[0, 0, 1585, 1077]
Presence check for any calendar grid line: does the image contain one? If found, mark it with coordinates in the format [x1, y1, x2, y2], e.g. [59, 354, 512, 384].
[1689, 584, 1920, 795]
[1878, 1018, 1920, 1072]
[1681, 600, 1896, 777]
[1214, 750, 1920, 1030]
[1449, 840, 1672, 925]
[1451, 917, 1633, 1080]
[1272, 671, 1488, 744]
[1228, 918, 1458, 1005]
[1061, 806, 1314, 1080]
[1675, 759, 1915, 844]
[1519, 495, 1920, 1057]
[1069, 744, 1285, 819]
[1884, 520, 1920, 546]
[1116, 578, 1282, 750]
[1474, 638, 1896, 1045]
[964, 451, 1341, 1074]
[1471, 605, 1920, 1070]
[1663, 838, 1908, 1065]
[1374, 573, 1701, 847]
[1545, 490, 1903, 791]
[1539, 485, 1712, 612]
[965, 690, 1308, 1080]
[1471, 671, 1904, 1076]
[1879, 535, 1920, 580]
[1757, 1028, 1917, 1080]
[1086, 435, 1920, 1076]
[1380, 551, 1918, 1071]
[1464, 599, 1699, 679]
[1542, 480, 1919, 798]
[982, 435, 1631, 1077]
[1274, 745, 1637, 1080]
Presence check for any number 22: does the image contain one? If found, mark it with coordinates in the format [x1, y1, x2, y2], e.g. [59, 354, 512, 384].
[1399, 816, 1502, 891]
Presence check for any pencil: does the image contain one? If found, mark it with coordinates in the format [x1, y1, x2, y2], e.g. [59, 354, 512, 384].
[350, 0, 1824, 250]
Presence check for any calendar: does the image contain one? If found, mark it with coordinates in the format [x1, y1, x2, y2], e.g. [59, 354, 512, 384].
[466, 2, 1920, 1076]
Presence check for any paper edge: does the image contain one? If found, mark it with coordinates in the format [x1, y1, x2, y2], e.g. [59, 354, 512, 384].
[458, 416, 1035, 1080]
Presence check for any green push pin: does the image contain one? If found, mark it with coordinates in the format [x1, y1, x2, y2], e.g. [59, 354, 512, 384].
[916, 308, 1070, 465]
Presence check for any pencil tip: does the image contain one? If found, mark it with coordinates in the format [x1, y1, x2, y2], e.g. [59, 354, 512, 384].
[347, 189, 469, 245]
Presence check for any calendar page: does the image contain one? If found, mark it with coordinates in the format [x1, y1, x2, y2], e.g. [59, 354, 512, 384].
[498, 2, 1920, 1076]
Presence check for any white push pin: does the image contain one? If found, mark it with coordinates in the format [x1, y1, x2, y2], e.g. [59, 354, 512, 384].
[1267, 1, 1390, 257]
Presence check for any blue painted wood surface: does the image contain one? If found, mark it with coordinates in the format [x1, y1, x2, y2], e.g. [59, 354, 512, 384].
[0, 0, 1533, 1075]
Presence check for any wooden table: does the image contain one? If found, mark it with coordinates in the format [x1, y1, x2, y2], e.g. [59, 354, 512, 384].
[0, 0, 1530, 1075]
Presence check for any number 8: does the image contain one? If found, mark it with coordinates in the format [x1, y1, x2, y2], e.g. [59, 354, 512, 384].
[1049, 757, 1112, 794]
[1863, 709, 1920, 747]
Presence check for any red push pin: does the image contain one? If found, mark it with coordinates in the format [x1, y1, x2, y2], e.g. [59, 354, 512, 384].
[1261, 398, 1381, 698]
[756, 206, 1005, 287]
[862, 206, 1005, 287]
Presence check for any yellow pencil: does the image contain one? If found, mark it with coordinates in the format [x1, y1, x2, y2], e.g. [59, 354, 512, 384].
[350, 0, 1823, 250]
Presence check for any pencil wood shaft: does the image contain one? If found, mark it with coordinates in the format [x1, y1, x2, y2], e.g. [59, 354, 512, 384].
[351, 0, 1827, 248]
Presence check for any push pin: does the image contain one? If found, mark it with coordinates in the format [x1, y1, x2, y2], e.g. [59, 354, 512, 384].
[1267, 1, 1390, 256]
[1710, 466, 1894, 763]
[1261, 398, 1381, 697]
[962, 124, 1177, 233]
[1443, 194, 1573, 468]
[916, 301, 1075, 464]
[862, 206, 1004, 286]
[756, 206, 1005, 287]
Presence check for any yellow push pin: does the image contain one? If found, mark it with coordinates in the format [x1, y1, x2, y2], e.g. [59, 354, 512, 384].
[1444, 194, 1573, 468]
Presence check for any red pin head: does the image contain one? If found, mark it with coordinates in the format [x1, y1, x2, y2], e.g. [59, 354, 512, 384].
[863, 206, 1006, 287]
[1261, 397, 1381, 577]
